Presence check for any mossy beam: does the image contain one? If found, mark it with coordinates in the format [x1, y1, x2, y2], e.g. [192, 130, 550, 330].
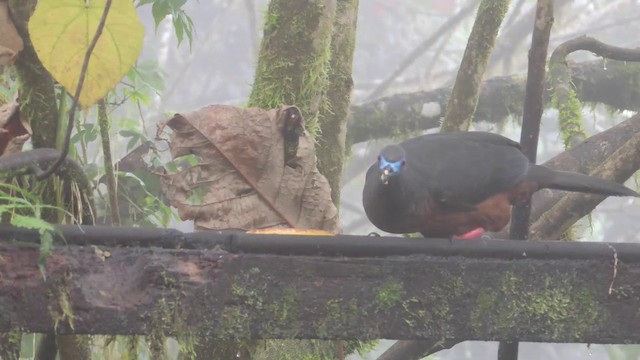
[1, 237, 640, 343]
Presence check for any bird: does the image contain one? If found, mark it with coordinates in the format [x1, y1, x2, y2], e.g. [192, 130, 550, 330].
[362, 131, 639, 240]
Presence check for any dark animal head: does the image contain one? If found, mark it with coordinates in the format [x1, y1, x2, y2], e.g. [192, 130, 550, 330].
[377, 144, 406, 185]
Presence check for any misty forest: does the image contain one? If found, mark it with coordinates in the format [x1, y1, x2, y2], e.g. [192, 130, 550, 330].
[1, 0, 640, 359]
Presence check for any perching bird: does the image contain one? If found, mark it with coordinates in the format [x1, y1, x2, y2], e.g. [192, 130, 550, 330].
[362, 131, 639, 239]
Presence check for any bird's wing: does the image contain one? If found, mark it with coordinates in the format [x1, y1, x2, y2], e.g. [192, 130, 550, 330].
[400, 132, 530, 210]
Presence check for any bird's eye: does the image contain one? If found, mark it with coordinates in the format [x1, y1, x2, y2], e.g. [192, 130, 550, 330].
[401, 160, 406, 167]
[377, 155, 381, 162]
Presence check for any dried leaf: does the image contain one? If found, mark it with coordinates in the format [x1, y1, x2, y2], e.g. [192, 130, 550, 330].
[0, 1, 23, 66]
[0, 99, 31, 156]
[158, 105, 340, 233]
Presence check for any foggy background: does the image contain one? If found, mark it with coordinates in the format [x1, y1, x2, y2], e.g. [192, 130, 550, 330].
[125, 1, 640, 359]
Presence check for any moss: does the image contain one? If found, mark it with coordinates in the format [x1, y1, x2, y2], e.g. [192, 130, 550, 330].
[1, 328, 22, 358]
[216, 306, 252, 340]
[471, 271, 600, 340]
[248, 0, 334, 139]
[374, 281, 405, 311]
[311, 296, 376, 342]
[478, 0, 510, 20]
[552, 88, 586, 149]
[267, 286, 300, 327]
[48, 271, 75, 332]
[399, 270, 465, 339]
[11, 3, 59, 149]
[143, 270, 196, 360]
[263, 9, 280, 32]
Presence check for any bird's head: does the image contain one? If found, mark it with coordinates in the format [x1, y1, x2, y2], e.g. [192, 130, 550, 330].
[377, 144, 406, 185]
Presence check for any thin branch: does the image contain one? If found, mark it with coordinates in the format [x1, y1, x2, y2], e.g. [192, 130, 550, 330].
[502, 1, 554, 359]
[509, 0, 554, 239]
[97, 99, 121, 226]
[551, 35, 640, 62]
[36, 0, 113, 180]
[440, 0, 511, 132]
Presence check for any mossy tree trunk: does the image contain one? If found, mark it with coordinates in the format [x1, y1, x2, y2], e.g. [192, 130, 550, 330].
[317, 0, 359, 207]
[6, 1, 92, 360]
[248, 0, 337, 138]
[248, 0, 358, 206]
[440, 0, 511, 132]
[8, 0, 58, 149]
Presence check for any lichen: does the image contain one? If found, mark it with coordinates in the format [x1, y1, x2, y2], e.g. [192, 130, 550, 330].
[471, 271, 600, 340]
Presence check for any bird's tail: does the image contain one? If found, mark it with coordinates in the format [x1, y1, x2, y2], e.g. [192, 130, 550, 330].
[527, 165, 640, 197]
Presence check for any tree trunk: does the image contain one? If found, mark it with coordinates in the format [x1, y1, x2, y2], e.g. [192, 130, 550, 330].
[317, 0, 359, 206]
[441, 0, 511, 132]
[6, 2, 93, 359]
[248, 0, 337, 140]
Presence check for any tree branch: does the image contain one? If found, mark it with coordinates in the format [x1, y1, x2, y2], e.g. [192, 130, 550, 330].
[530, 132, 640, 240]
[493, 112, 640, 239]
[550, 36, 640, 147]
[441, 0, 510, 132]
[347, 59, 640, 145]
[502, 1, 554, 358]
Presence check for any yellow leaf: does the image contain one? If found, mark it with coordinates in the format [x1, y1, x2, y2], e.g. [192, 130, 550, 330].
[29, 0, 144, 107]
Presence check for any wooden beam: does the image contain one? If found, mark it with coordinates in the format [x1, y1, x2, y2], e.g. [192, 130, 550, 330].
[0, 229, 638, 344]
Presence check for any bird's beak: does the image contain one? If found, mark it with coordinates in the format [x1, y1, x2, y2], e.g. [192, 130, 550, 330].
[380, 167, 392, 185]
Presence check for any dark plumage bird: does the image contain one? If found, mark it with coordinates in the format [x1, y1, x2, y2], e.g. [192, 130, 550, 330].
[362, 131, 639, 239]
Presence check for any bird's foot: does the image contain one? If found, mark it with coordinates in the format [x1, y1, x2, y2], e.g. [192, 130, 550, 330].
[452, 227, 485, 240]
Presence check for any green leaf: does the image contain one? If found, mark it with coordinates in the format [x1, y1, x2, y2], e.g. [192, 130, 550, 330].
[173, 10, 194, 47]
[10, 214, 56, 280]
[11, 214, 55, 232]
[150, 0, 171, 30]
[29, 0, 145, 107]
[168, 0, 188, 9]
[130, 60, 165, 93]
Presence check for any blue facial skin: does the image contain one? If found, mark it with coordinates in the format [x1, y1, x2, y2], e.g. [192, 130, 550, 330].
[379, 156, 404, 184]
